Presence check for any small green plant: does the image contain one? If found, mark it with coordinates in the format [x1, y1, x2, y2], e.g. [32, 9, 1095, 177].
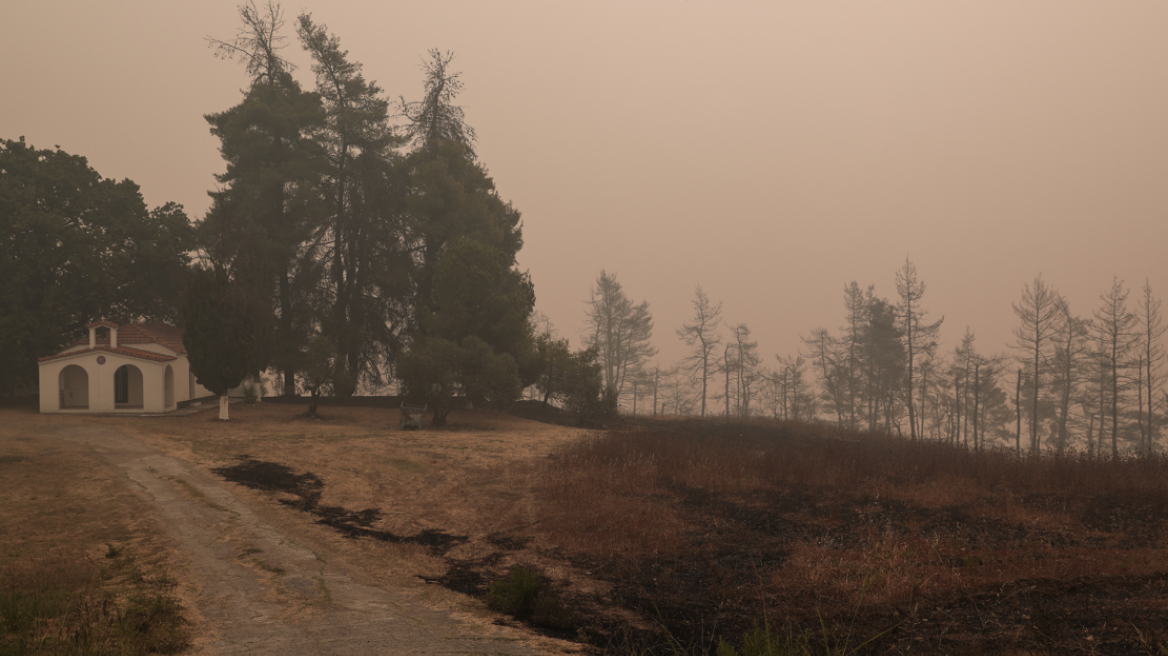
[486, 565, 573, 630]
[487, 565, 542, 616]
[716, 622, 812, 656]
[243, 384, 259, 405]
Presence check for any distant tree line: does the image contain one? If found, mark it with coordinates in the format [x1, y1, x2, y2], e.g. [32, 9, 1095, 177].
[585, 260, 1165, 457]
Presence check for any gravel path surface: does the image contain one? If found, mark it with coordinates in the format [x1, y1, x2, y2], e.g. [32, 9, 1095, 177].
[45, 421, 537, 655]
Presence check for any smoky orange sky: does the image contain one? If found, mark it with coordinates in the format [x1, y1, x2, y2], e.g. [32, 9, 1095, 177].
[4, 1, 1166, 371]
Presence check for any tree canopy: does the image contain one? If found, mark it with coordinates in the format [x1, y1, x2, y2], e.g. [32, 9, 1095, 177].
[180, 268, 255, 420]
[200, 4, 531, 405]
[398, 238, 535, 425]
[0, 137, 193, 396]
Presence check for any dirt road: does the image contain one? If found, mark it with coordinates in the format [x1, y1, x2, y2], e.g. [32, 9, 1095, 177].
[38, 419, 540, 655]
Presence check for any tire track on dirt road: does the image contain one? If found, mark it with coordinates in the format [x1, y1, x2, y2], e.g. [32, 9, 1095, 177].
[45, 421, 539, 655]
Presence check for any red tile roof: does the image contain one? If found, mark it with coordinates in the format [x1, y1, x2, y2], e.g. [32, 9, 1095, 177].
[123, 323, 187, 354]
[38, 345, 178, 364]
[72, 322, 187, 355]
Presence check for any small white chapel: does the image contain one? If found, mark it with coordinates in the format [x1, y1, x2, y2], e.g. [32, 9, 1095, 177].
[38, 320, 216, 414]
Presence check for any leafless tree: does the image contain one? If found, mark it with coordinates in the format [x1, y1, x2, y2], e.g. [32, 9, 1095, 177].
[896, 258, 943, 440]
[1137, 280, 1165, 454]
[1088, 322, 1110, 458]
[734, 324, 762, 417]
[920, 348, 948, 440]
[676, 286, 722, 417]
[1049, 300, 1092, 454]
[721, 342, 736, 418]
[838, 282, 871, 430]
[771, 355, 814, 421]
[801, 326, 842, 425]
[583, 271, 657, 404]
[762, 365, 789, 420]
[721, 324, 760, 418]
[1012, 274, 1065, 455]
[1094, 276, 1138, 457]
[1015, 368, 1023, 456]
[949, 329, 1012, 451]
[652, 363, 661, 417]
[718, 324, 762, 417]
[952, 328, 978, 447]
[660, 364, 695, 416]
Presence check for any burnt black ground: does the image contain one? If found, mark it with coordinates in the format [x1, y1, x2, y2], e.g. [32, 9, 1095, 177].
[213, 457, 469, 556]
[208, 420, 1168, 655]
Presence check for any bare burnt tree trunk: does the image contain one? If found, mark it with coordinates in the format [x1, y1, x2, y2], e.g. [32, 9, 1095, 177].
[842, 282, 868, 431]
[1016, 369, 1023, 457]
[1086, 413, 1096, 458]
[963, 375, 970, 450]
[918, 362, 928, 440]
[724, 345, 732, 419]
[1013, 276, 1064, 456]
[1112, 334, 1120, 458]
[1138, 357, 1145, 454]
[1098, 334, 1108, 457]
[1135, 281, 1163, 455]
[954, 373, 962, 446]
[1096, 278, 1135, 458]
[1138, 281, 1165, 454]
[1052, 308, 1087, 455]
[973, 363, 980, 452]
[739, 347, 745, 418]
[677, 286, 721, 418]
[653, 365, 659, 417]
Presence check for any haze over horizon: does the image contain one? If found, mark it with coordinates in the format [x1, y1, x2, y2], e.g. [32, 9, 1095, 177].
[4, 1, 1166, 371]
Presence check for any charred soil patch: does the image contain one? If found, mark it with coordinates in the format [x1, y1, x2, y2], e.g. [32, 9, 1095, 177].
[518, 420, 1168, 653]
[213, 457, 469, 556]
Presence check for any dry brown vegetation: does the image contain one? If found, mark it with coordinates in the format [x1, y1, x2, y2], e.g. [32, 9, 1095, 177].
[10, 401, 1168, 654]
[536, 419, 1168, 653]
[0, 407, 189, 655]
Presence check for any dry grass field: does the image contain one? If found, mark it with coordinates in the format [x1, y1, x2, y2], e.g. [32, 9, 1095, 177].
[0, 405, 190, 655]
[7, 399, 1168, 654]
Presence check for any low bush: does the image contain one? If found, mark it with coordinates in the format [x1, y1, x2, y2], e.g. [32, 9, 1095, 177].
[486, 565, 573, 631]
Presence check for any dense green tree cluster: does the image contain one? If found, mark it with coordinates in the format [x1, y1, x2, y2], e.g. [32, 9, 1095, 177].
[197, 2, 540, 418]
[0, 137, 193, 396]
